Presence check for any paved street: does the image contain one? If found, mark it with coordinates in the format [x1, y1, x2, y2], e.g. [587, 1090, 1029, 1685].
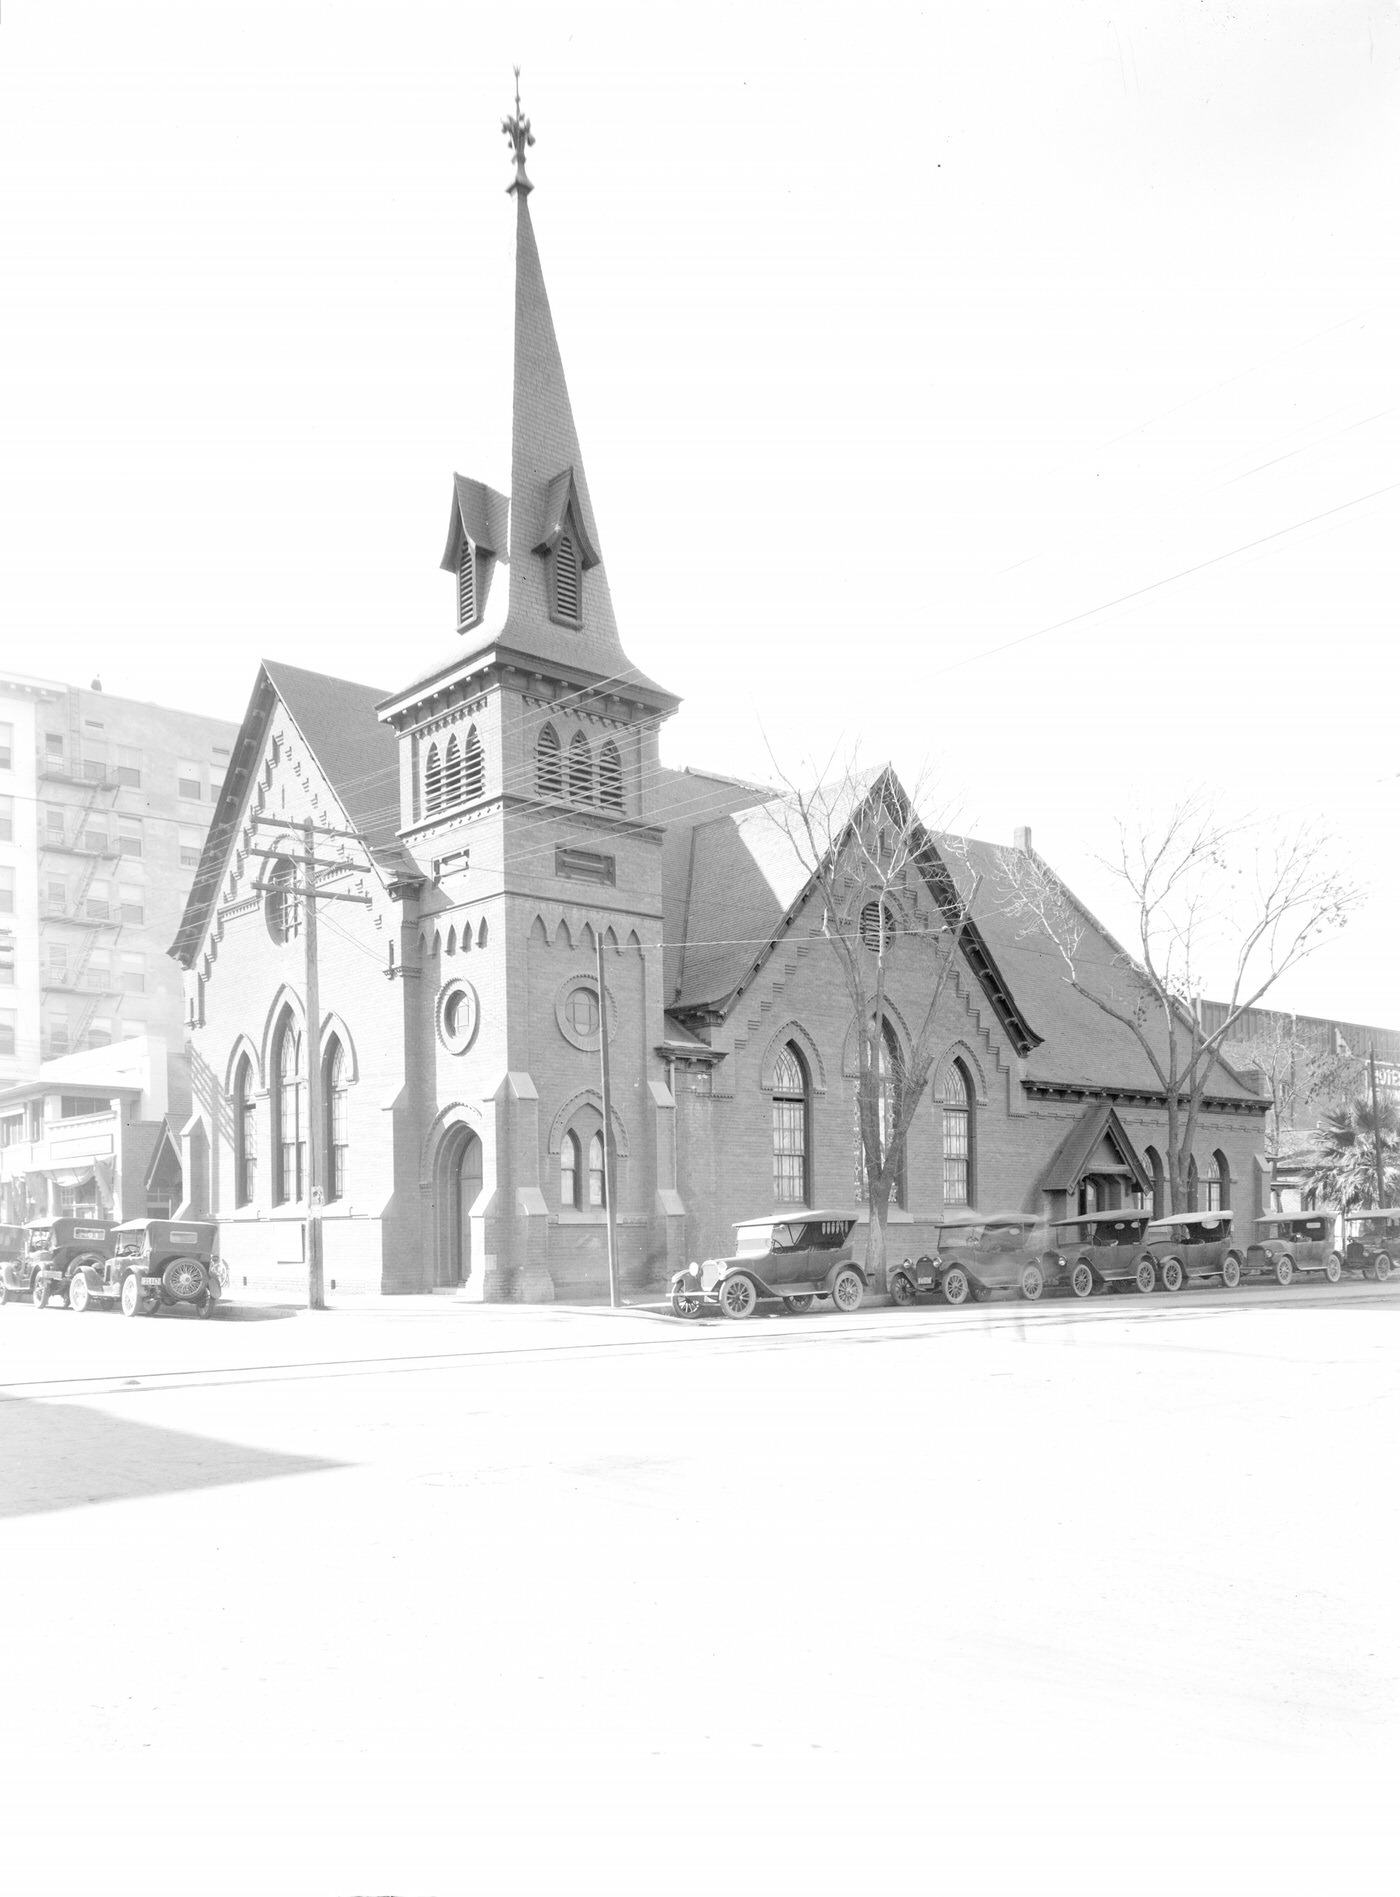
[2, 1283, 1397, 1896]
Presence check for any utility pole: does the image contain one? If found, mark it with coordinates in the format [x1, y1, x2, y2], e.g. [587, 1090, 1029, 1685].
[303, 817, 325, 1310]
[1370, 1045, 1387, 1209]
[595, 927, 620, 1309]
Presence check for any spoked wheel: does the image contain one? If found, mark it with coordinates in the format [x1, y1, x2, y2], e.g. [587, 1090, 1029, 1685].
[1325, 1253, 1342, 1285]
[1274, 1255, 1294, 1287]
[68, 1274, 91, 1314]
[1135, 1259, 1155, 1295]
[32, 1274, 51, 1309]
[163, 1258, 206, 1303]
[1070, 1261, 1094, 1300]
[121, 1273, 146, 1318]
[830, 1267, 863, 1313]
[783, 1294, 814, 1313]
[719, 1273, 757, 1321]
[1221, 1255, 1242, 1290]
[1161, 1259, 1184, 1294]
[1020, 1262, 1044, 1302]
[888, 1272, 917, 1307]
[670, 1285, 703, 1319]
[1375, 1253, 1392, 1284]
[942, 1267, 970, 1307]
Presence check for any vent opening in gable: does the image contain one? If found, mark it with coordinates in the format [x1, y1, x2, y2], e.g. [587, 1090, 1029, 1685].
[551, 530, 581, 626]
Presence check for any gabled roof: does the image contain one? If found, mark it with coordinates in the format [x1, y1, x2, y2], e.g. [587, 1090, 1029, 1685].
[439, 475, 509, 572]
[1038, 1101, 1152, 1196]
[534, 467, 599, 564]
[169, 661, 400, 970]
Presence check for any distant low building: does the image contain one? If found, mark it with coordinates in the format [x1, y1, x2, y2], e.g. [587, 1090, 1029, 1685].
[0, 1034, 186, 1224]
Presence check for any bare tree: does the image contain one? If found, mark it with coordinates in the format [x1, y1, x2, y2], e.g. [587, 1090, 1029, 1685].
[1225, 1015, 1363, 1160]
[765, 760, 978, 1287]
[1005, 798, 1358, 1213]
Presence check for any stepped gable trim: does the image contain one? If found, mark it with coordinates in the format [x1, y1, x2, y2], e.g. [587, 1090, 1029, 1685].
[169, 660, 395, 971]
[1039, 1100, 1152, 1197]
[679, 769, 1041, 1059]
[440, 475, 509, 572]
[1020, 842, 1264, 1102]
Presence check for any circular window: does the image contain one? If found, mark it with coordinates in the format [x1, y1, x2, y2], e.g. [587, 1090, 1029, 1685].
[264, 858, 301, 944]
[436, 979, 480, 1054]
[555, 975, 614, 1051]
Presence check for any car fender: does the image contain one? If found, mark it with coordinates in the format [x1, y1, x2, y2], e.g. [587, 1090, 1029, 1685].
[821, 1259, 866, 1292]
[70, 1262, 103, 1293]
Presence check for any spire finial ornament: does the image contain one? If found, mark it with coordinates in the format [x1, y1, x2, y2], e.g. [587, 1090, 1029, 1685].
[502, 67, 534, 196]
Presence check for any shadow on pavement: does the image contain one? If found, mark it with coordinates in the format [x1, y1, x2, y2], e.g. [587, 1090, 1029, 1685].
[0, 1397, 345, 1519]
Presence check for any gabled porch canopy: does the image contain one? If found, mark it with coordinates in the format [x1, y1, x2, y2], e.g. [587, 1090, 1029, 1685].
[1039, 1100, 1152, 1207]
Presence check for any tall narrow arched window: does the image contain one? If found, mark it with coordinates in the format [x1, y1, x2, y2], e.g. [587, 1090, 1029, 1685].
[941, 1059, 973, 1207]
[599, 741, 623, 810]
[443, 734, 463, 808]
[324, 1037, 348, 1203]
[569, 730, 593, 802]
[272, 1014, 305, 1206]
[552, 529, 582, 625]
[1206, 1150, 1229, 1213]
[772, 1043, 811, 1206]
[233, 1054, 256, 1208]
[536, 724, 562, 798]
[457, 540, 476, 626]
[462, 725, 483, 802]
[561, 1130, 581, 1209]
[425, 742, 444, 816]
[1144, 1145, 1165, 1219]
[588, 1131, 606, 1207]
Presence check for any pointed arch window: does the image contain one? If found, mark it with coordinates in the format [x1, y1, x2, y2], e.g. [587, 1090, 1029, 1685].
[552, 528, 582, 626]
[599, 740, 623, 810]
[879, 1021, 907, 1207]
[588, 1131, 607, 1207]
[772, 1043, 811, 1206]
[462, 725, 483, 802]
[1205, 1150, 1229, 1213]
[568, 730, 593, 802]
[941, 1059, 973, 1207]
[457, 540, 477, 628]
[233, 1054, 257, 1208]
[561, 1131, 581, 1209]
[271, 1014, 305, 1206]
[425, 742, 444, 816]
[443, 734, 463, 808]
[324, 1036, 348, 1203]
[1144, 1145, 1165, 1219]
[536, 724, 562, 798]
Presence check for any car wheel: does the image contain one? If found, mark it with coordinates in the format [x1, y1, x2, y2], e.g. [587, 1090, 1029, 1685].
[163, 1257, 206, 1303]
[719, 1274, 757, 1320]
[670, 1286, 702, 1319]
[1375, 1253, 1392, 1284]
[1020, 1262, 1044, 1301]
[1325, 1253, 1342, 1285]
[830, 1267, 863, 1313]
[196, 1289, 217, 1320]
[1161, 1258, 1184, 1293]
[121, 1273, 146, 1318]
[1136, 1259, 1155, 1295]
[889, 1272, 917, 1307]
[32, 1274, 50, 1309]
[942, 1267, 970, 1307]
[783, 1293, 814, 1313]
[68, 1274, 90, 1314]
[1274, 1255, 1293, 1287]
[1070, 1261, 1094, 1299]
[1221, 1254, 1241, 1289]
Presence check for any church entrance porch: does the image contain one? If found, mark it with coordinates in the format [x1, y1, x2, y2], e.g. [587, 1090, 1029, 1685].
[436, 1125, 483, 1288]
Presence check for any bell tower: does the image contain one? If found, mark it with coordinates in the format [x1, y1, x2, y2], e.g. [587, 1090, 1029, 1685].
[377, 82, 684, 1301]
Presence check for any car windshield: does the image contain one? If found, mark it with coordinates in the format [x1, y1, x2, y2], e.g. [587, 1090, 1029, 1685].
[734, 1223, 793, 1257]
[1095, 1220, 1145, 1244]
[27, 1229, 52, 1252]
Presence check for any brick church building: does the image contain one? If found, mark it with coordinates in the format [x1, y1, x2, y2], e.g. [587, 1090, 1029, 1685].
[170, 107, 1269, 1300]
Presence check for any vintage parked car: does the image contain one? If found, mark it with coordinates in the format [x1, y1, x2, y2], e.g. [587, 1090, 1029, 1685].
[909, 1212, 1060, 1305]
[0, 1224, 26, 1297]
[20, 1217, 117, 1308]
[1247, 1213, 1342, 1286]
[1339, 1209, 1400, 1282]
[69, 1218, 224, 1318]
[670, 1212, 866, 1319]
[1048, 1212, 1157, 1298]
[1139, 1211, 1247, 1291]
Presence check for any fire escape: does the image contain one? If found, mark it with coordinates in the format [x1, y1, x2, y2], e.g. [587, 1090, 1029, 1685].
[37, 729, 127, 1058]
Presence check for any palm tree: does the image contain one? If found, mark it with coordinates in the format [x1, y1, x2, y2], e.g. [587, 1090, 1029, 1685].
[1304, 1095, 1400, 1210]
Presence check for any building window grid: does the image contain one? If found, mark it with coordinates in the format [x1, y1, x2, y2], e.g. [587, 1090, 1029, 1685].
[536, 724, 562, 798]
[325, 1040, 348, 1202]
[587, 1131, 606, 1207]
[273, 1020, 305, 1205]
[561, 1130, 581, 1209]
[941, 1061, 972, 1207]
[772, 1044, 810, 1205]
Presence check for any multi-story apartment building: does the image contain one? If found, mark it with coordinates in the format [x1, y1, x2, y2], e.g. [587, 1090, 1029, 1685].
[0, 671, 239, 1085]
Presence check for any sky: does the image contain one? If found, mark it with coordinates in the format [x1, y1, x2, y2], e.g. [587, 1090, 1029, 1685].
[2, 0, 1397, 1023]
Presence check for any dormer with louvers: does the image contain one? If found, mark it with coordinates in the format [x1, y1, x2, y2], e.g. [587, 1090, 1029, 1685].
[440, 474, 508, 634]
[533, 468, 598, 630]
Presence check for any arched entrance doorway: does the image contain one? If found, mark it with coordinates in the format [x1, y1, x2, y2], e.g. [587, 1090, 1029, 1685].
[438, 1125, 483, 1287]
